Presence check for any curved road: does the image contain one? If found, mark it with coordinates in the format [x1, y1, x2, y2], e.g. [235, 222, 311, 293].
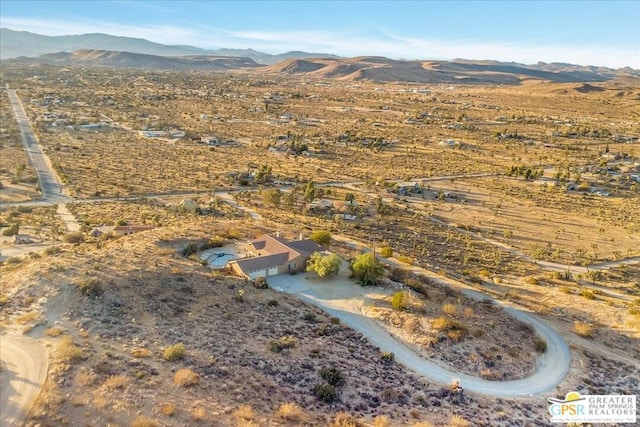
[268, 262, 570, 398]
[0, 336, 48, 426]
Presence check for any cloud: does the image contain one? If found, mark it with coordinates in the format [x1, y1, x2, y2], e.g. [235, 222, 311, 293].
[0, 17, 202, 46]
[2, 16, 638, 68]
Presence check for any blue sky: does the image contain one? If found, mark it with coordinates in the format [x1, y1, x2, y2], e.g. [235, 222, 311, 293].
[1, 1, 639, 68]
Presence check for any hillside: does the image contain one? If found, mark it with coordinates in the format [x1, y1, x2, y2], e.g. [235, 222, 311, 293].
[259, 56, 640, 84]
[6, 49, 262, 71]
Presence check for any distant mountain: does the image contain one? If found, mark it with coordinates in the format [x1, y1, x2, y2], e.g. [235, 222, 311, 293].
[3, 28, 638, 84]
[260, 56, 640, 84]
[0, 28, 339, 64]
[6, 49, 262, 71]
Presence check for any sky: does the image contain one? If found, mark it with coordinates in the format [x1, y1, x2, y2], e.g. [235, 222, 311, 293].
[1, 0, 639, 68]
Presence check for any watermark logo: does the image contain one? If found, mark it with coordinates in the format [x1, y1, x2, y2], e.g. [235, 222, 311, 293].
[548, 391, 637, 423]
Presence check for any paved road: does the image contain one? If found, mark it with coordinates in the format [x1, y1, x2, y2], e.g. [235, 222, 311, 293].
[6, 89, 70, 205]
[0, 336, 48, 426]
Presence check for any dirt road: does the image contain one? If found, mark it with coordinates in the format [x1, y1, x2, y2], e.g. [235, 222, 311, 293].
[268, 263, 571, 398]
[0, 336, 48, 426]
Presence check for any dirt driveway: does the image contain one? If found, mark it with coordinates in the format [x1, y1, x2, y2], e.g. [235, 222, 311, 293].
[266, 262, 570, 398]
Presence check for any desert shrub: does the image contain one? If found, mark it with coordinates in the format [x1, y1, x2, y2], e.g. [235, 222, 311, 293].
[16, 206, 33, 213]
[405, 277, 429, 297]
[463, 307, 474, 317]
[534, 337, 547, 353]
[313, 383, 338, 403]
[304, 312, 317, 322]
[381, 351, 395, 364]
[478, 269, 491, 277]
[199, 238, 224, 250]
[163, 342, 185, 361]
[574, 322, 594, 338]
[253, 276, 268, 289]
[130, 416, 159, 427]
[77, 278, 103, 298]
[45, 327, 64, 337]
[560, 286, 572, 294]
[380, 246, 393, 258]
[131, 348, 152, 358]
[267, 299, 279, 307]
[275, 402, 304, 421]
[320, 366, 345, 387]
[442, 303, 458, 316]
[62, 231, 85, 244]
[391, 291, 409, 311]
[432, 317, 467, 338]
[181, 242, 198, 257]
[3, 256, 21, 265]
[160, 403, 175, 416]
[173, 368, 199, 387]
[2, 223, 19, 236]
[56, 336, 83, 362]
[449, 414, 470, 427]
[373, 415, 391, 427]
[331, 412, 365, 427]
[268, 335, 297, 353]
[526, 277, 540, 285]
[396, 255, 413, 264]
[310, 230, 331, 246]
[389, 267, 408, 282]
[330, 317, 341, 324]
[44, 246, 61, 256]
[233, 405, 255, 421]
[579, 288, 596, 300]
[103, 375, 129, 390]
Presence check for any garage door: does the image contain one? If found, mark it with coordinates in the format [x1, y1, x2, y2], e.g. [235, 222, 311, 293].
[267, 267, 279, 276]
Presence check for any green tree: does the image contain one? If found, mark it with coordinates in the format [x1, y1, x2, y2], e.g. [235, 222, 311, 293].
[304, 180, 316, 202]
[310, 230, 331, 246]
[306, 252, 341, 278]
[350, 253, 384, 286]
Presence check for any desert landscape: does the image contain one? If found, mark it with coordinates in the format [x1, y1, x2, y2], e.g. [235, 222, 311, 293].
[1, 16, 639, 427]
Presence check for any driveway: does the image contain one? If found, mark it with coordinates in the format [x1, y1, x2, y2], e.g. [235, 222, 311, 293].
[0, 336, 48, 426]
[267, 263, 570, 398]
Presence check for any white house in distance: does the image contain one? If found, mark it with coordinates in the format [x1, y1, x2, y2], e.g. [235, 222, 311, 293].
[228, 233, 323, 279]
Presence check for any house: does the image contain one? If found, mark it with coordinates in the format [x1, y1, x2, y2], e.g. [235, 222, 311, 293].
[113, 225, 154, 236]
[228, 233, 323, 279]
[395, 182, 420, 195]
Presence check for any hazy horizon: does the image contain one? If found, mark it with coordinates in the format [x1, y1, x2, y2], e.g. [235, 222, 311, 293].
[1, 1, 639, 68]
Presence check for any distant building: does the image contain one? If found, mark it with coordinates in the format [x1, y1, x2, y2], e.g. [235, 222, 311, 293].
[113, 225, 154, 236]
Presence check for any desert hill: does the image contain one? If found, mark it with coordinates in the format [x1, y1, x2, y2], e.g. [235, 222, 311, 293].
[7, 49, 262, 71]
[259, 56, 640, 84]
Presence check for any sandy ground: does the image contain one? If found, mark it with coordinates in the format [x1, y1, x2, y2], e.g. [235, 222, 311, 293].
[0, 335, 48, 426]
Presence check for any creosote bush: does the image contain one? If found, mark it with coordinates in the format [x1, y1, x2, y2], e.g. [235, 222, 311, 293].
[163, 342, 185, 361]
[62, 231, 85, 244]
[574, 322, 594, 338]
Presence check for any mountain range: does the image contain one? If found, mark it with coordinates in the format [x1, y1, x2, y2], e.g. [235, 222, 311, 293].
[2, 28, 639, 84]
[0, 28, 339, 65]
